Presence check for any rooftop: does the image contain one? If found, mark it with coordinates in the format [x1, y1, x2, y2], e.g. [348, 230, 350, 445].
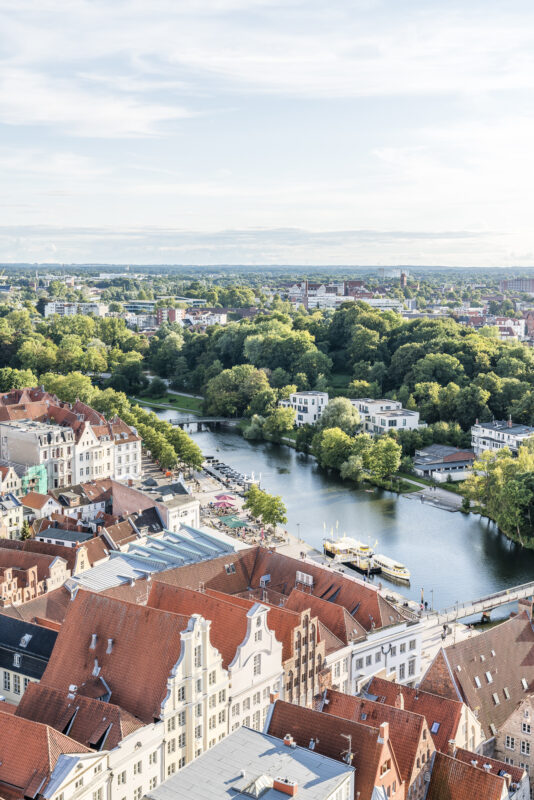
[472, 420, 534, 435]
[144, 726, 353, 800]
[426, 751, 505, 800]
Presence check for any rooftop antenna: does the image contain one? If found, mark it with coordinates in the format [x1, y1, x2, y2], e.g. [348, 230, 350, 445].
[340, 733, 353, 765]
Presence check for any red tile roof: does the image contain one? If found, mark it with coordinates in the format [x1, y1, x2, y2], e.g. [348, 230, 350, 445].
[0, 586, 72, 626]
[366, 676, 464, 753]
[0, 538, 80, 573]
[0, 548, 67, 582]
[321, 689, 433, 784]
[0, 709, 89, 798]
[16, 682, 143, 750]
[420, 611, 534, 738]
[267, 700, 403, 800]
[21, 491, 54, 510]
[426, 751, 505, 800]
[41, 589, 191, 723]
[454, 747, 526, 785]
[284, 589, 367, 644]
[148, 582, 251, 669]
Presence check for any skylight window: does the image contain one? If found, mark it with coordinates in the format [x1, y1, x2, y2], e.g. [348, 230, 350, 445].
[474, 676, 481, 688]
[522, 678, 528, 691]
[492, 693, 500, 706]
[485, 671, 493, 684]
[431, 722, 440, 734]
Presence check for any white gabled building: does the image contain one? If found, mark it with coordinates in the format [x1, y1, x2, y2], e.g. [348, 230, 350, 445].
[279, 391, 329, 427]
[351, 398, 421, 436]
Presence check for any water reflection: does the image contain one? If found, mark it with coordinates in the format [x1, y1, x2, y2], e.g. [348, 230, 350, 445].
[153, 410, 534, 612]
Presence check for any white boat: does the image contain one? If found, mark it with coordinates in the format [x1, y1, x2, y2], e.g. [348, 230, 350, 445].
[372, 554, 410, 583]
[322, 536, 378, 574]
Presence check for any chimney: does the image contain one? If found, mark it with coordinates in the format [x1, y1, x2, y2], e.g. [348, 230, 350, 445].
[394, 690, 404, 710]
[508, 416, 513, 428]
[447, 740, 456, 756]
[378, 722, 389, 743]
[90, 633, 97, 650]
[270, 692, 279, 704]
[92, 658, 100, 677]
[283, 734, 294, 748]
[273, 778, 298, 797]
[483, 764, 492, 773]
[502, 773, 511, 789]
[106, 638, 113, 654]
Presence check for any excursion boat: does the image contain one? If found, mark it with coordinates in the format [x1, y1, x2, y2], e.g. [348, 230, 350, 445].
[372, 554, 411, 584]
[322, 536, 379, 574]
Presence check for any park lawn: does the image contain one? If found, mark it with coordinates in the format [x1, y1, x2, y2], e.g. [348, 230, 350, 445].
[130, 393, 204, 414]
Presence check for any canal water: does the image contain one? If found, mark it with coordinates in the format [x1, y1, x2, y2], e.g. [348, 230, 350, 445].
[155, 408, 534, 613]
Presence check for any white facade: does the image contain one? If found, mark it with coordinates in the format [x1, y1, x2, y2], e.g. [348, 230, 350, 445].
[44, 301, 108, 317]
[471, 421, 534, 456]
[158, 496, 201, 531]
[351, 621, 423, 693]
[279, 391, 329, 427]
[0, 493, 23, 539]
[227, 604, 285, 734]
[0, 419, 141, 489]
[351, 398, 421, 436]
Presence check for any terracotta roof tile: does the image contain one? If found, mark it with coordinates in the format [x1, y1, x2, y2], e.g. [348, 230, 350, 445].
[366, 676, 464, 753]
[148, 582, 250, 669]
[0, 586, 72, 626]
[0, 539, 81, 573]
[41, 589, 190, 723]
[420, 611, 534, 738]
[16, 682, 143, 750]
[321, 688, 433, 784]
[285, 589, 366, 644]
[426, 751, 505, 800]
[20, 491, 53, 510]
[454, 747, 526, 785]
[0, 709, 89, 797]
[267, 700, 403, 800]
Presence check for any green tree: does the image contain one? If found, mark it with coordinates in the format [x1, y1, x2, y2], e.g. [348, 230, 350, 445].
[313, 427, 354, 471]
[263, 407, 296, 441]
[244, 484, 287, 529]
[20, 520, 32, 540]
[318, 398, 361, 436]
[368, 437, 402, 482]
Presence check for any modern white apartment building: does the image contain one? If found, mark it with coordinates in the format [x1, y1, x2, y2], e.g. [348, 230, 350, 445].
[471, 420, 534, 456]
[279, 391, 329, 427]
[351, 398, 421, 435]
[43, 301, 108, 317]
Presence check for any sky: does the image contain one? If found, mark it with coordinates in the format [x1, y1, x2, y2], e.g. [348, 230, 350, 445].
[1, 0, 534, 267]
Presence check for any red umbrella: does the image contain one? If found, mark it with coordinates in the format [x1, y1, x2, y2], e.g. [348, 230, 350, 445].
[213, 501, 234, 509]
[215, 494, 236, 501]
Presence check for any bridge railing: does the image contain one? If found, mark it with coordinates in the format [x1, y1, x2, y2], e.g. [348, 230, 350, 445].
[429, 579, 534, 620]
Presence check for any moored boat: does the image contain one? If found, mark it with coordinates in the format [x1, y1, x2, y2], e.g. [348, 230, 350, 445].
[372, 553, 410, 583]
[322, 536, 379, 574]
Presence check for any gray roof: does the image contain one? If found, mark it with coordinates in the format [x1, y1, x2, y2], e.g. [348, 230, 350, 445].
[144, 727, 353, 800]
[67, 524, 239, 593]
[0, 615, 57, 680]
[474, 420, 534, 436]
[36, 529, 94, 544]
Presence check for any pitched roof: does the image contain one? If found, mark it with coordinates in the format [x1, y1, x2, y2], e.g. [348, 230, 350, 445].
[321, 689, 432, 783]
[246, 548, 406, 631]
[0, 548, 67, 582]
[147, 582, 250, 669]
[419, 611, 534, 737]
[366, 676, 464, 753]
[284, 589, 367, 644]
[201, 587, 312, 662]
[0, 538, 81, 573]
[21, 491, 55, 510]
[454, 747, 526, 785]
[267, 700, 399, 800]
[426, 751, 505, 800]
[0, 586, 72, 626]
[0, 709, 89, 798]
[0, 615, 57, 680]
[41, 589, 191, 723]
[16, 682, 143, 750]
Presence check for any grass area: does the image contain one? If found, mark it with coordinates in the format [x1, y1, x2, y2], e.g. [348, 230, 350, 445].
[396, 470, 466, 496]
[397, 471, 433, 486]
[130, 392, 204, 414]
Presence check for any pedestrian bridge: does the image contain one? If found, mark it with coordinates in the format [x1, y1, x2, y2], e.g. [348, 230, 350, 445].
[430, 580, 534, 624]
[172, 417, 244, 428]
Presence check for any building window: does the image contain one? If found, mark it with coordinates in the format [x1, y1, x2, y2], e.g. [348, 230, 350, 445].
[365, 655, 372, 666]
[375, 652, 381, 664]
[408, 659, 416, 677]
[134, 788, 142, 800]
[355, 658, 363, 670]
[209, 671, 216, 685]
[149, 751, 158, 765]
[149, 777, 157, 790]
[398, 664, 405, 680]
[133, 761, 142, 775]
[522, 722, 531, 735]
[253, 654, 261, 676]
[194, 645, 202, 668]
[177, 686, 185, 701]
[255, 631, 262, 643]
[409, 640, 416, 651]
[209, 696, 216, 709]
[521, 741, 530, 756]
[400, 643, 406, 654]
[167, 739, 176, 754]
[117, 771, 126, 785]
[253, 711, 261, 729]
[219, 710, 226, 724]
[195, 725, 202, 739]
[92, 789, 103, 800]
[178, 711, 186, 726]
[13, 675, 20, 694]
[219, 690, 226, 703]
[3, 672, 10, 692]
[506, 736, 515, 750]
[167, 717, 176, 732]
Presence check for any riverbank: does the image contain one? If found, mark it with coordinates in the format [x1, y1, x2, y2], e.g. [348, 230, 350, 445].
[130, 393, 203, 414]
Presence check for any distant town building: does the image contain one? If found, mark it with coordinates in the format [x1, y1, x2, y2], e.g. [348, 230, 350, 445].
[0, 493, 23, 539]
[413, 445, 475, 481]
[43, 301, 108, 317]
[279, 391, 329, 427]
[351, 398, 421, 435]
[500, 278, 534, 295]
[471, 420, 534, 456]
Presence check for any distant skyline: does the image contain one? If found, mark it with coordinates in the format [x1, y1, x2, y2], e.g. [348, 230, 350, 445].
[1, 0, 534, 266]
